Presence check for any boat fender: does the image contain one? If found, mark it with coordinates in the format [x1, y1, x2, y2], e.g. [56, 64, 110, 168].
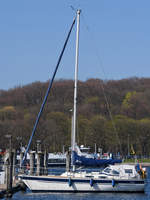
[68, 178, 72, 187]
[112, 179, 115, 187]
[90, 178, 94, 187]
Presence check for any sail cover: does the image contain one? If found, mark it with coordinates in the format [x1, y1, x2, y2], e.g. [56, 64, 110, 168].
[72, 151, 122, 167]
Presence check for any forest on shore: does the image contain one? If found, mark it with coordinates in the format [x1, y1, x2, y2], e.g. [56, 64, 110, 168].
[0, 77, 150, 157]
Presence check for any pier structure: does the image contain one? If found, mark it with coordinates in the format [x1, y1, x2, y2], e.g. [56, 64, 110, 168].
[29, 151, 35, 175]
[0, 149, 26, 198]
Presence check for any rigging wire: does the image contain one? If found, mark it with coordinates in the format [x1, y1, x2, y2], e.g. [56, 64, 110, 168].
[21, 15, 76, 166]
[81, 13, 122, 154]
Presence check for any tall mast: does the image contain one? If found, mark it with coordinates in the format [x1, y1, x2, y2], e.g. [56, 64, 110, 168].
[72, 9, 81, 171]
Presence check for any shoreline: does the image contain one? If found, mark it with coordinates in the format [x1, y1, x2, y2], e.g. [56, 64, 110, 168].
[122, 162, 150, 167]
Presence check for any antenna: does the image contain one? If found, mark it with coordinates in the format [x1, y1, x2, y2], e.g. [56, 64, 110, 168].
[70, 5, 81, 13]
[70, 5, 76, 11]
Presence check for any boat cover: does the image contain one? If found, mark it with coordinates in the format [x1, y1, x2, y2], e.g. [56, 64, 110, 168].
[72, 151, 122, 167]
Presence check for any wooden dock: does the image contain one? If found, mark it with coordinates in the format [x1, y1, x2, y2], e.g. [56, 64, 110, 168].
[0, 181, 26, 198]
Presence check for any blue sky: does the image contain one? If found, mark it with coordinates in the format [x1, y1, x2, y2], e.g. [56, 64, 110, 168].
[0, 0, 150, 90]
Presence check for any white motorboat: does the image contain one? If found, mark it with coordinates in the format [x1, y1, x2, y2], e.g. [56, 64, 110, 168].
[19, 10, 146, 193]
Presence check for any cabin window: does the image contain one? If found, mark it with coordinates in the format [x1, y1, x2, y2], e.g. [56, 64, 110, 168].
[99, 176, 106, 179]
[112, 170, 119, 175]
[85, 175, 94, 178]
[103, 168, 111, 173]
[125, 169, 133, 174]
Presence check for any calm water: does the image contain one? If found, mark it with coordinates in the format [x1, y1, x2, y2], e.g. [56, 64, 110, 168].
[9, 167, 150, 200]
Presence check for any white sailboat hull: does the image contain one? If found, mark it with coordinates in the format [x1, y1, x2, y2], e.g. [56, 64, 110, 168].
[19, 175, 145, 192]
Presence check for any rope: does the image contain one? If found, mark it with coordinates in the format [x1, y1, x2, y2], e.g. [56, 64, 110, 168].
[21, 15, 76, 166]
[81, 13, 122, 154]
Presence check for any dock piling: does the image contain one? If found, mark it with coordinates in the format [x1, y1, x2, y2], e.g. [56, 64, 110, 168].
[4, 150, 14, 193]
[19, 152, 24, 173]
[66, 150, 71, 172]
[12, 149, 16, 178]
[36, 152, 44, 175]
[44, 150, 48, 175]
[29, 151, 35, 175]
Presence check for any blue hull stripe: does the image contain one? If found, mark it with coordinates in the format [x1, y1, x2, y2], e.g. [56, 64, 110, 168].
[31, 190, 144, 193]
[20, 176, 144, 184]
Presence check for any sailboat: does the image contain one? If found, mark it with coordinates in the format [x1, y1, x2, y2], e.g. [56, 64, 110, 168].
[19, 10, 146, 192]
[73, 145, 122, 167]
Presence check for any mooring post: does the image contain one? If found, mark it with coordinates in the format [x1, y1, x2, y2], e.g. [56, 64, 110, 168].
[8, 150, 13, 192]
[44, 150, 48, 175]
[29, 151, 35, 175]
[4, 149, 14, 192]
[12, 149, 17, 179]
[4, 150, 9, 184]
[66, 150, 71, 173]
[36, 140, 44, 175]
[41, 152, 44, 175]
[19, 152, 24, 173]
[36, 151, 44, 175]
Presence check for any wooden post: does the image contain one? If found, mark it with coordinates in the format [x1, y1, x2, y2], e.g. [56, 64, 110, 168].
[36, 149, 41, 176]
[8, 151, 13, 191]
[36, 152, 44, 176]
[29, 151, 35, 175]
[66, 151, 71, 172]
[19, 152, 24, 173]
[4, 150, 14, 192]
[12, 149, 16, 178]
[4, 151, 9, 184]
[44, 150, 48, 175]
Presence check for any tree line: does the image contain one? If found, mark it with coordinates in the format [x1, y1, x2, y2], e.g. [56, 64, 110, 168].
[0, 77, 150, 156]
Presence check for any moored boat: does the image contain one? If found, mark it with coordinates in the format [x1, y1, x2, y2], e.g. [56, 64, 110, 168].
[19, 9, 147, 193]
[19, 164, 146, 192]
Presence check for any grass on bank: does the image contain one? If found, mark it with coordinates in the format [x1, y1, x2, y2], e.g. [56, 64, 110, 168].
[123, 158, 150, 163]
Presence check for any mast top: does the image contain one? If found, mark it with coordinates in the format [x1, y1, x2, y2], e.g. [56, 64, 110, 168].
[77, 9, 81, 14]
